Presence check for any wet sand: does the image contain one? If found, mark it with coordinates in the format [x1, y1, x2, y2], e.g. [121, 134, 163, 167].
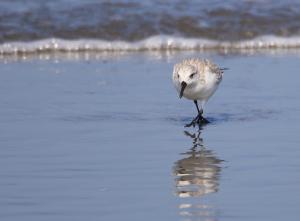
[0, 51, 300, 221]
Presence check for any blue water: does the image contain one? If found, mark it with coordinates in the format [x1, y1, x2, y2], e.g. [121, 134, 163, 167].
[1, 0, 300, 43]
[2, 0, 300, 54]
[0, 51, 300, 220]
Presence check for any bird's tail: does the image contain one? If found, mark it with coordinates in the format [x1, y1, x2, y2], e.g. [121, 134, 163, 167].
[220, 67, 229, 71]
[220, 67, 229, 74]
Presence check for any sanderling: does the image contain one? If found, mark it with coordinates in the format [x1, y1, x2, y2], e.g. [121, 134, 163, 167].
[172, 58, 226, 127]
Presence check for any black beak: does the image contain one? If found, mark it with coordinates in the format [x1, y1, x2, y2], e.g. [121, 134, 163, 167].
[179, 81, 187, 98]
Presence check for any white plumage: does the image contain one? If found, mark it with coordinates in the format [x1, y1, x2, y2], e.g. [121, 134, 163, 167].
[172, 58, 224, 127]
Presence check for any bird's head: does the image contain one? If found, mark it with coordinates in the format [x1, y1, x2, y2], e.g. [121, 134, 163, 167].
[174, 65, 199, 98]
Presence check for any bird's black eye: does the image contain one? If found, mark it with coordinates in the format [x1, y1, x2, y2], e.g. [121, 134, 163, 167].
[189, 72, 196, 78]
[177, 74, 180, 78]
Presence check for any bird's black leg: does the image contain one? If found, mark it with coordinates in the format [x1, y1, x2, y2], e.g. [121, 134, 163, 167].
[185, 100, 209, 127]
[195, 101, 209, 124]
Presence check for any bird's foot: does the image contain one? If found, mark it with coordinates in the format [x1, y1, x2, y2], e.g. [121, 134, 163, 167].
[185, 115, 209, 128]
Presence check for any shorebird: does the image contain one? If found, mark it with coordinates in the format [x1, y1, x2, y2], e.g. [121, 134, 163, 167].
[172, 58, 225, 127]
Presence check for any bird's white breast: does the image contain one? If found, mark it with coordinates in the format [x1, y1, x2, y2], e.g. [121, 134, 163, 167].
[180, 71, 220, 101]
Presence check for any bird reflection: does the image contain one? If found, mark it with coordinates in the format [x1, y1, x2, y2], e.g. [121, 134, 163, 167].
[173, 129, 223, 220]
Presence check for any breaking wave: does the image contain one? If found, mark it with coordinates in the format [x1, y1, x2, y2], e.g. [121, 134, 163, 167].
[1, 35, 300, 54]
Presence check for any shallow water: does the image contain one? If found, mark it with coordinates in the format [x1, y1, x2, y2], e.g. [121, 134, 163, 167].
[0, 52, 300, 221]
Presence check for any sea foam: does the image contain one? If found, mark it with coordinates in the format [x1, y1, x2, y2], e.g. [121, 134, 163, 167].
[1, 35, 300, 54]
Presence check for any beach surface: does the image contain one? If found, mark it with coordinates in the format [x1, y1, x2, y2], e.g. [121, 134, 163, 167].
[0, 51, 300, 221]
